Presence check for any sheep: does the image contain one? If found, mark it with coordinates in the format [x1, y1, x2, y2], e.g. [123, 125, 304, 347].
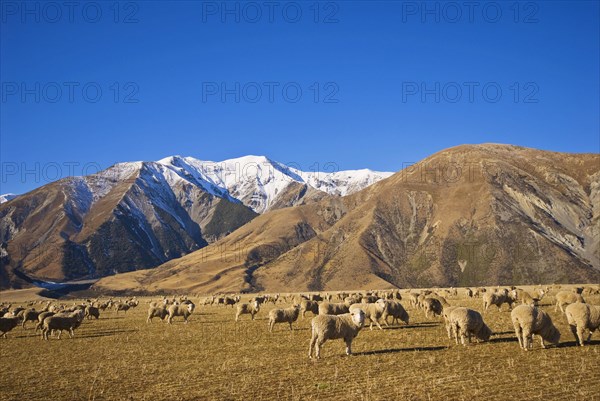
[483, 289, 517, 311]
[41, 310, 85, 340]
[349, 299, 388, 330]
[147, 306, 169, 323]
[308, 309, 365, 359]
[35, 312, 55, 332]
[19, 308, 41, 329]
[0, 316, 21, 338]
[554, 291, 585, 313]
[449, 307, 492, 346]
[408, 293, 420, 308]
[300, 300, 320, 318]
[318, 302, 349, 316]
[115, 302, 130, 314]
[440, 305, 460, 339]
[381, 300, 409, 326]
[85, 306, 100, 320]
[422, 297, 444, 318]
[465, 288, 473, 298]
[511, 305, 560, 350]
[565, 303, 600, 346]
[168, 301, 195, 324]
[514, 289, 538, 306]
[343, 296, 360, 307]
[235, 301, 260, 322]
[268, 305, 300, 332]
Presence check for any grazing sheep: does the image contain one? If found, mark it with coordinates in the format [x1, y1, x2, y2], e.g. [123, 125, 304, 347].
[318, 302, 349, 316]
[483, 289, 517, 311]
[449, 307, 492, 346]
[511, 305, 560, 350]
[300, 300, 320, 318]
[85, 306, 100, 320]
[514, 289, 539, 306]
[422, 297, 444, 318]
[442, 306, 460, 339]
[308, 309, 366, 359]
[0, 316, 21, 338]
[167, 301, 195, 324]
[147, 306, 168, 323]
[235, 301, 260, 322]
[268, 305, 300, 332]
[565, 303, 600, 346]
[554, 291, 585, 313]
[41, 310, 85, 340]
[381, 300, 409, 326]
[349, 299, 388, 330]
[465, 288, 473, 298]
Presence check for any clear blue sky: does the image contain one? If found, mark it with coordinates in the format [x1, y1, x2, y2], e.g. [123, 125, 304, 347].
[1, 1, 599, 195]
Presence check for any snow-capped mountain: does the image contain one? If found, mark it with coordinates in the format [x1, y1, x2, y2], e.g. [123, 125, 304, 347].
[0, 194, 18, 204]
[156, 155, 393, 213]
[0, 155, 391, 287]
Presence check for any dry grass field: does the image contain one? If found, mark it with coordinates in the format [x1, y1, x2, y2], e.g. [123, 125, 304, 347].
[1, 286, 599, 401]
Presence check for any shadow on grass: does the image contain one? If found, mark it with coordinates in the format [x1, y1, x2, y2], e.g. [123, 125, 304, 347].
[489, 337, 518, 344]
[557, 340, 600, 348]
[77, 329, 139, 338]
[383, 322, 440, 330]
[493, 331, 515, 335]
[355, 346, 447, 356]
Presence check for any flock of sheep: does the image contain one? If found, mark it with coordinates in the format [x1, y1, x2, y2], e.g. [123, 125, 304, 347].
[1, 285, 599, 359]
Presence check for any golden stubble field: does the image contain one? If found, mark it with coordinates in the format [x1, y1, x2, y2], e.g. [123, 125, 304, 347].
[1, 287, 599, 401]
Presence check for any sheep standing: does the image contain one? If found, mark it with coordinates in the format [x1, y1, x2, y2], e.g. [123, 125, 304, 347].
[511, 305, 560, 350]
[483, 289, 516, 311]
[449, 307, 492, 345]
[268, 305, 300, 332]
[85, 306, 100, 320]
[422, 297, 444, 318]
[554, 291, 585, 313]
[0, 316, 21, 338]
[147, 306, 168, 323]
[308, 309, 365, 359]
[167, 301, 195, 324]
[318, 302, 349, 316]
[41, 310, 85, 340]
[349, 299, 388, 330]
[565, 303, 600, 346]
[235, 301, 260, 322]
[19, 309, 41, 329]
[381, 301, 409, 326]
[300, 300, 320, 318]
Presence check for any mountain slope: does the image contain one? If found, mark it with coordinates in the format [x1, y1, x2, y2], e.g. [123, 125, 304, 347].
[93, 144, 600, 294]
[0, 162, 257, 288]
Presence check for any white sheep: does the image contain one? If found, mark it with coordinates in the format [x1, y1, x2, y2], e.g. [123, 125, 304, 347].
[235, 301, 260, 322]
[449, 307, 492, 345]
[565, 303, 600, 346]
[554, 291, 585, 313]
[483, 289, 517, 311]
[167, 301, 195, 324]
[300, 300, 320, 318]
[349, 299, 388, 330]
[41, 310, 85, 340]
[268, 305, 300, 332]
[318, 302, 349, 316]
[147, 305, 168, 323]
[0, 316, 21, 338]
[308, 309, 365, 359]
[381, 300, 409, 326]
[511, 305, 560, 350]
[422, 297, 444, 318]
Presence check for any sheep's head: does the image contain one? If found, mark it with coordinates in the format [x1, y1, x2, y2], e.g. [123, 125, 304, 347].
[252, 301, 260, 310]
[350, 309, 365, 327]
[545, 325, 561, 345]
[375, 299, 387, 312]
[478, 324, 492, 342]
[186, 303, 195, 313]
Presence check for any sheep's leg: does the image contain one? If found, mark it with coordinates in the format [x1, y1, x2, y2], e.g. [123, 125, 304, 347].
[268, 320, 274, 333]
[577, 326, 586, 347]
[374, 318, 383, 331]
[569, 324, 580, 345]
[344, 337, 353, 355]
[235, 313, 240, 322]
[514, 324, 523, 349]
[288, 322, 293, 331]
[308, 334, 316, 358]
[69, 328, 74, 338]
[315, 338, 325, 359]
[539, 335, 546, 349]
